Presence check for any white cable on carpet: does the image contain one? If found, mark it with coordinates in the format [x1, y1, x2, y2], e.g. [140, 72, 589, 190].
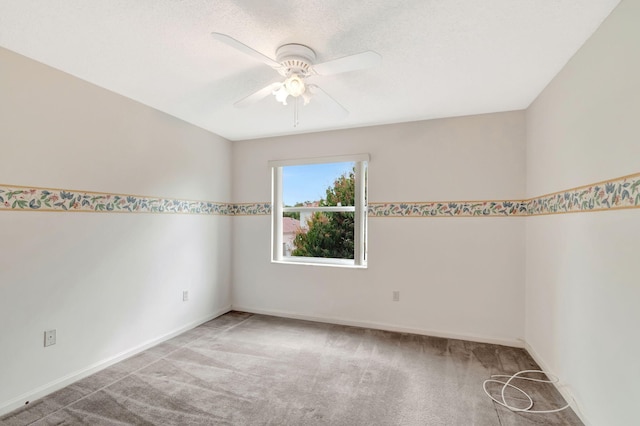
[483, 369, 571, 414]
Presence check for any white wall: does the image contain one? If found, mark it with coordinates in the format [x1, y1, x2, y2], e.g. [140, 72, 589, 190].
[525, 1, 639, 424]
[232, 112, 526, 345]
[0, 47, 232, 412]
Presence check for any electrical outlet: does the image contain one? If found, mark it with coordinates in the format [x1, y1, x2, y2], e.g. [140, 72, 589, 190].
[182, 290, 189, 302]
[44, 330, 56, 347]
[393, 291, 400, 302]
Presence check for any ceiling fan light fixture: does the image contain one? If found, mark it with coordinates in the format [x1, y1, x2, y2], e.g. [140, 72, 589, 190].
[302, 91, 312, 106]
[273, 73, 307, 105]
[273, 85, 289, 105]
[284, 73, 306, 97]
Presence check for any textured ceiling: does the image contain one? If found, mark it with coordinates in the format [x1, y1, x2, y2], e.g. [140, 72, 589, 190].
[0, 0, 621, 141]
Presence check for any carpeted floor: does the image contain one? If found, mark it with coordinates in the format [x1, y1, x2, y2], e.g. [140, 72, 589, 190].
[2, 311, 582, 425]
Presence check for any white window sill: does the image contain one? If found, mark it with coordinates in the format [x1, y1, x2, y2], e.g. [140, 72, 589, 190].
[272, 258, 367, 269]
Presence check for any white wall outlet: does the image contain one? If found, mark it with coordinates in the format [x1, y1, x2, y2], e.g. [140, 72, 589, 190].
[393, 291, 400, 302]
[44, 330, 56, 347]
[182, 290, 189, 302]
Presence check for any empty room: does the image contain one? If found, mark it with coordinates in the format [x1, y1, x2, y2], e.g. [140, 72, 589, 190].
[1, 1, 638, 425]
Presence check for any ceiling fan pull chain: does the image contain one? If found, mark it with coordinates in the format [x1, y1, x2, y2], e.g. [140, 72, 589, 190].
[293, 96, 299, 127]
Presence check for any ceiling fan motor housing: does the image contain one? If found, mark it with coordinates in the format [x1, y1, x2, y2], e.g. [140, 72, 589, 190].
[276, 44, 316, 77]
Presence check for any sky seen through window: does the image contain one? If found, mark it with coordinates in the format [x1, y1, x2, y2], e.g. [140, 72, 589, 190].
[282, 162, 355, 206]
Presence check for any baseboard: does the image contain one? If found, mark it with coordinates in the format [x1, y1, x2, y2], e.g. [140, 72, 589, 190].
[0, 305, 232, 417]
[524, 342, 590, 426]
[232, 305, 524, 348]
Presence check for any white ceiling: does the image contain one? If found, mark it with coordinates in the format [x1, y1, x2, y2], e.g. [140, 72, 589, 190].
[0, 0, 621, 141]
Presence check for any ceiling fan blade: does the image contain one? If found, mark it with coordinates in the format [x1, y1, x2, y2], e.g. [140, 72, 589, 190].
[234, 82, 282, 108]
[211, 32, 281, 69]
[312, 51, 381, 75]
[307, 84, 349, 118]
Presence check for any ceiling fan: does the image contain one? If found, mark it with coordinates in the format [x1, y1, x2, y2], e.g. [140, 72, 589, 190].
[211, 32, 381, 126]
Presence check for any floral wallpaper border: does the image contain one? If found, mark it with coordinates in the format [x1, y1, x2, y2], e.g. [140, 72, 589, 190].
[368, 200, 528, 217]
[0, 184, 237, 215]
[525, 173, 640, 216]
[369, 172, 640, 217]
[230, 203, 272, 216]
[2, 173, 639, 217]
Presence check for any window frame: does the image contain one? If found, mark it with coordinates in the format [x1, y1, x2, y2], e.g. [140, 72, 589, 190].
[269, 154, 369, 268]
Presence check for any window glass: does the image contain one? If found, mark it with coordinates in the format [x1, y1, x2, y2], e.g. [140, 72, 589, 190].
[270, 155, 368, 267]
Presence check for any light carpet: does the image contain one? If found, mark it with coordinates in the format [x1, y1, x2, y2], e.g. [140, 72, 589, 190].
[1, 312, 582, 425]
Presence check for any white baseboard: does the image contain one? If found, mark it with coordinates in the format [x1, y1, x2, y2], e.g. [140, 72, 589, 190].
[0, 305, 231, 417]
[524, 342, 590, 426]
[232, 305, 524, 348]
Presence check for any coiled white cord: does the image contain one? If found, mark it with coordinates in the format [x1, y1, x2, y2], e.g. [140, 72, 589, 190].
[483, 369, 571, 414]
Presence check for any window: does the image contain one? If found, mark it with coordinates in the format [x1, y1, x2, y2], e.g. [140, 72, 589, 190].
[270, 154, 369, 267]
